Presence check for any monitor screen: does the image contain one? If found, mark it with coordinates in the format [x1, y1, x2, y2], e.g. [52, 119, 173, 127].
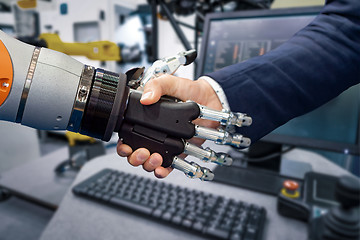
[198, 7, 359, 156]
[199, 8, 318, 75]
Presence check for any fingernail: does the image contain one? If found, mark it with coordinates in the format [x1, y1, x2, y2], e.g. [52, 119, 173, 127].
[140, 91, 153, 101]
[119, 151, 127, 157]
[149, 157, 159, 167]
[137, 151, 148, 162]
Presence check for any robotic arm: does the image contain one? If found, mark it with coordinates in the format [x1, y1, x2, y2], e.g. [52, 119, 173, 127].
[0, 30, 252, 181]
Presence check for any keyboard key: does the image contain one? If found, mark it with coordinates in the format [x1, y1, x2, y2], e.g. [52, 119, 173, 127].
[94, 192, 103, 199]
[205, 226, 229, 239]
[87, 190, 96, 197]
[230, 232, 243, 240]
[162, 211, 172, 221]
[172, 215, 182, 224]
[101, 194, 112, 202]
[182, 219, 193, 228]
[152, 208, 163, 218]
[244, 227, 257, 240]
[248, 214, 261, 228]
[192, 221, 204, 232]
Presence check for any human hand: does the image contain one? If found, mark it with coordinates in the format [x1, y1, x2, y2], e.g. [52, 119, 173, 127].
[117, 74, 223, 178]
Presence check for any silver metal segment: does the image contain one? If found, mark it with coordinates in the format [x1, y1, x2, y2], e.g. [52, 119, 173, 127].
[183, 142, 233, 166]
[198, 104, 252, 127]
[67, 65, 95, 132]
[171, 156, 214, 181]
[21, 48, 84, 130]
[195, 125, 251, 148]
[15, 47, 41, 123]
[139, 49, 196, 88]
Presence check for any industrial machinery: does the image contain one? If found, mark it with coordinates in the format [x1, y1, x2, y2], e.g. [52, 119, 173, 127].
[0, 30, 252, 180]
[18, 33, 141, 62]
[38, 33, 122, 61]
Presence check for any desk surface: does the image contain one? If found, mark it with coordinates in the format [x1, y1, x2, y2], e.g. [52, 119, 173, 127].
[40, 147, 351, 240]
[0, 147, 74, 209]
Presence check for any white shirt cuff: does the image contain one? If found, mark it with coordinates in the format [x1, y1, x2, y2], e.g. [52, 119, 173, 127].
[199, 76, 230, 110]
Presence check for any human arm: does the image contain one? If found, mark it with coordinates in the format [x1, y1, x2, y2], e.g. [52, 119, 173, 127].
[117, 0, 360, 178]
[207, 0, 360, 143]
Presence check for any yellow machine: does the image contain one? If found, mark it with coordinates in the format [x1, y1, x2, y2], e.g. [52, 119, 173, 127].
[65, 131, 96, 147]
[16, 1, 124, 62]
[39, 33, 121, 62]
[17, 0, 36, 9]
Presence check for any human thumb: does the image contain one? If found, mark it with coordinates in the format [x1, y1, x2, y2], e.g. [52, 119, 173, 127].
[139, 75, 176, 105]
[140, 91, 155, 105]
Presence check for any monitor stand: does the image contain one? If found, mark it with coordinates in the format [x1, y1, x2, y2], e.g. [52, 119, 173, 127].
[212, 141, 307, 195]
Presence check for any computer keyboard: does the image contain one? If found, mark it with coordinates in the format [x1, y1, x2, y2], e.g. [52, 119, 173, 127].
[72, 169, 266, 240]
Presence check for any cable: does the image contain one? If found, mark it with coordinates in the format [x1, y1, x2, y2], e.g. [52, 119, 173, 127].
[242, 146, 296, 163]
[0, 187, 11, 202]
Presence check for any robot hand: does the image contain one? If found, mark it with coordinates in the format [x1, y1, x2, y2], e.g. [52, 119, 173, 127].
[118, 50, 252, 181]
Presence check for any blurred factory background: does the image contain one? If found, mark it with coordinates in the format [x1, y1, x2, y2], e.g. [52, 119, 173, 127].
[0, 1, 359, 240]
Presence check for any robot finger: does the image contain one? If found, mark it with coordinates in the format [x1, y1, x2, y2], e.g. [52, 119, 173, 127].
[183, 141, 233, 166]
[171, 156, 214, 181]
[197, 104, 252, 128]
[194, 125, 251, 148]
[139, 49, 197, 88]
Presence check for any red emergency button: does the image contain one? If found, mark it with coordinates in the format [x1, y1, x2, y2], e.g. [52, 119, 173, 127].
[281, 180, 300, 198]
[284, 180, 299, 191]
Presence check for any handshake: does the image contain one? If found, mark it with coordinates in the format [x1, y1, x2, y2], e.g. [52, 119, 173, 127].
[117, 50, 252, 181]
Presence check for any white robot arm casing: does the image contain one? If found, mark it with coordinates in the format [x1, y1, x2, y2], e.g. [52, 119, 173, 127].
[0, 30, 84, 130]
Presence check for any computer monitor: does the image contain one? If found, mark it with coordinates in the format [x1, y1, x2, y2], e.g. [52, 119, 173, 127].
[197, 6, 359, 194]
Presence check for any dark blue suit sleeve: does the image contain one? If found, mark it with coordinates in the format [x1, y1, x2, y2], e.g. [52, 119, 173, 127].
[206, 0, 360, 143]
